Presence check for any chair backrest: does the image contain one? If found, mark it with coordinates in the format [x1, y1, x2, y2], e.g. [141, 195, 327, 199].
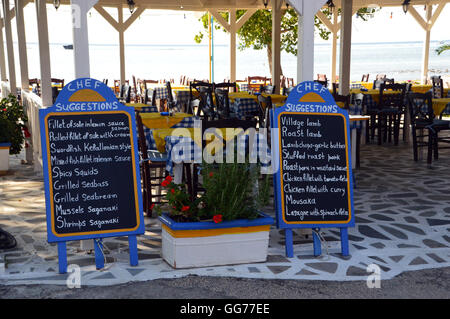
[165, 81, 174, 102]
[334, 94, 350, 110]
[332, 82, 339, 97]
[260, 85, 276, 94]
[51, 78, 64, 88]
[431, 76, 444, 99]
[103, 79, 109, 86]
[247, 76, 268, 93]
[214, 88, 231, 119]
[407, 92, 434, 126]
[361, 74, 369, 82]
[214, 82, 237, 93]
[373, 79, 386, 90]
[121, 84, 131, 103]
[376, 74, 387, 80]
[257, 94, 273, 129]
[282, 86, 294, 96]
[190, 80, 212, 102]
[379, 83, 406, 109]
[352, 93, 364, 109]
[144, 88, 157, 106]
[196, 85, 215, 119]
[314, 79, 328, 88]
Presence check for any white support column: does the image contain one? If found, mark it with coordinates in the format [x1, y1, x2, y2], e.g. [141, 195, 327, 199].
[0, 16, 7, 82]
[338, 0, 352, 96]
[272, 0, 282, 94]
[2, 0, 17, 95]
[229, 10, 236, 83]
[15, 0, 28, 90]
[330, 11, 338, 84]
[408, 4, 445, 84]
[118, 6, 125, 85]
[35, 0, 52, 107]
[71, 0, 98, 79]
[421, 5, 432, 84]
[289, 0, 327, 83]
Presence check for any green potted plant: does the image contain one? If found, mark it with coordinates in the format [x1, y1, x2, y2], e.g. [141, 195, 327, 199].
[0, 94, 27, 173]
[156, 159, 274, 269]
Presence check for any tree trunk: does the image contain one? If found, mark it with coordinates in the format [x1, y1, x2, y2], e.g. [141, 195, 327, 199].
[266, 44, 283, 84]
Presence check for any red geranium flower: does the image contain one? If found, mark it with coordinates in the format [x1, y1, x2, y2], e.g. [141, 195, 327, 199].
[213, 214, 223, 223]
[165, 176, 173, 183]
[171, 189, 175, 194]
[209, 172, 214, 178]
[161, 180, 169, 187]
[150, 203, 155, 210]
[181, 206, 190, 212]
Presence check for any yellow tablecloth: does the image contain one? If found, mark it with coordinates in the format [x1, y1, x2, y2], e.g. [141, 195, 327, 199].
[350, 89, 402, 103]
[141, 112, 193, 129]
[152, 127, 247, 153]
[432, 98, 450, 116]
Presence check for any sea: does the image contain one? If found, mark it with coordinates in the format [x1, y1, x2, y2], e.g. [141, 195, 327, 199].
[19, 40, 450, 86]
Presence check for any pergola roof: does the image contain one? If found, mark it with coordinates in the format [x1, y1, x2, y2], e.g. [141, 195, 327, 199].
[50, 0, 450, 10]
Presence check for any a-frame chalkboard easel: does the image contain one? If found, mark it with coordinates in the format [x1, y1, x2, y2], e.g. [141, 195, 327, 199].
[39, 78, 145, 273]
[271, 81, 355, 258]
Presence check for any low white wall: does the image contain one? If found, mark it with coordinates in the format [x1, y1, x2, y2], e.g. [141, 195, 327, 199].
[21, 89, 44, 173]
[1, 81, 11, 98]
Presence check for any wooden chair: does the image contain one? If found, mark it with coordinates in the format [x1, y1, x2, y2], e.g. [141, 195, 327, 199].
[247, 76, 268, 93]
[282, 86, 294, 96]
[376, 83, 407, 145]
[285, 77, 294, 88]
[213, 82, 237, 93]
[190, 80, 213, 116]
[376, 74, 387, 81]
[114, 80, 129, 95]
[51, 78, 64, 88]
[361, 74, 370, 82]
[257, 94, 273, 134]
[135, 110, 169, 217]
[260, 85, 276, 94]
[165, 81, 178, 112]
[214, 88, 234, 119]
[407, 92, 450, 165]
[316, 74, 328, 88]
[431, 76, 444, 99]
[334, 94, 350, 110]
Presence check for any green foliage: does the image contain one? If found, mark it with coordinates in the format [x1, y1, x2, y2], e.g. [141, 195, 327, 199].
[436, 43, 450, 55]
[155, 158, 270, 223]
[0, 94, 27, 155]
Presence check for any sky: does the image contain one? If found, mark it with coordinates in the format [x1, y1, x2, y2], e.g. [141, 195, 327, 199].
[12, 4, 450, 46]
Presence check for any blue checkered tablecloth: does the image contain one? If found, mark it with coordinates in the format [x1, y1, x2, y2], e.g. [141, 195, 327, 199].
[348, 103, 364, 130]
[164, 132, 271, 175]
[139, 106, 159, 113]
[144, 116, 198, 151]
[350, 83, 363, 89]
[231, 98, 259, 118]
[239, 83, 249, 92]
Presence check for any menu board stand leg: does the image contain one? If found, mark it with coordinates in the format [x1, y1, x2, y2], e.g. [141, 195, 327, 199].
[312, 228, 322, 257]
[285, 229, 294, 258]
[340, 227, 350, 256]
[57, 242, 67, 274]
[128, 235, 139, 266]
[94, 239, 105, 270]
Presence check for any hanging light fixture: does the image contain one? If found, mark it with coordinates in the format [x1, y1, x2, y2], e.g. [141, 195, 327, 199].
[327, 0, 335, 14]
[53, 0, 60, 10]
[402, 0, 411, 14]
[262, 0, 268, 9]
[127, 0, 136, 14]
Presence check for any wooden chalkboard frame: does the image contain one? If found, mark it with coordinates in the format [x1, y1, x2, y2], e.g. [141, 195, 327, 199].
[39, 78, 145, 273]
[271, 81, 355, 258]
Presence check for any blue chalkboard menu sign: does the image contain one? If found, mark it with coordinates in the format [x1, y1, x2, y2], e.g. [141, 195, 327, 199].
[271, 81, 354, 258]
[39, 78, 144, 273]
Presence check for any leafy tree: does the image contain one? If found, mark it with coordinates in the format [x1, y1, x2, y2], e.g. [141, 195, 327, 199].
[195, 7, 378, 77]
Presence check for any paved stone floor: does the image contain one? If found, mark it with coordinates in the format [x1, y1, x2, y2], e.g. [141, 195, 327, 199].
[0, 141, 449, 286]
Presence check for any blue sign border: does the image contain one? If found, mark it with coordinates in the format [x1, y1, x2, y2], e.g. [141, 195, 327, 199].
[39, 78, 145, 243]
[270, 81, 355, 257]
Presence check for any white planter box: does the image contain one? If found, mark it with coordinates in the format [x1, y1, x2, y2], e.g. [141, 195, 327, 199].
[159, 213, 274, 269]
